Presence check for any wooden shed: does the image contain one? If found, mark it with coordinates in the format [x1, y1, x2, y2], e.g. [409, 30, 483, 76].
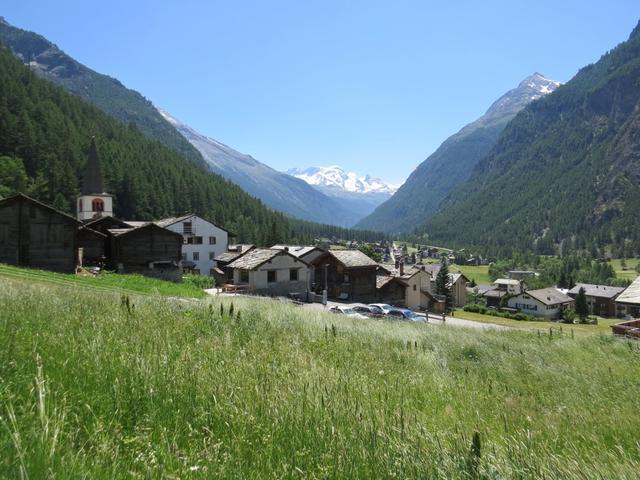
[311, 250, 379, 302]
[0, 193, 79, 272]
[376, 275, 408, 306]
[107, 223, 183, 282]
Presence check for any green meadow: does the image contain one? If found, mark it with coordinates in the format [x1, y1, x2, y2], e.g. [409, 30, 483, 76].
[1, 271, 639, 478]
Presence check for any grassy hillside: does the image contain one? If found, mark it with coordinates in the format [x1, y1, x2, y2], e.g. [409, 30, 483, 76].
[1, 275, 639, 478]
[0, 264, 208, 298]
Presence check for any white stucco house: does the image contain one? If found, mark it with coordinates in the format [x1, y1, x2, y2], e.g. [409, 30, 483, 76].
[507, 288, 574, 320]
[226, 248, 311, 296]
[155, 214, 232, 276]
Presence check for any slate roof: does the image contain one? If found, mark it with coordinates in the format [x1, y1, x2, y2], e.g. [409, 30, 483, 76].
[154, 213, 234, 234]
[227, 248, 308, 271]
[327, 250, 379, 268]
[616, 276, 640, 305]
[568, 283, 625, 299]
[495, 278, 521, 286]
[523, 288, 574, 306]
[271, 245, 321, 258]
[107, 223, 182, 238]
[376, 275, 408, 289]
[214, 245, 255, 264]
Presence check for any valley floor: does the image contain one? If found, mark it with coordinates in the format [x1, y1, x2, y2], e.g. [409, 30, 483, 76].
[1, 273, 639, 478]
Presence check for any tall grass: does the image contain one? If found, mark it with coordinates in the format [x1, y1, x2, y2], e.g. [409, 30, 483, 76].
[1, 276, 639, 478]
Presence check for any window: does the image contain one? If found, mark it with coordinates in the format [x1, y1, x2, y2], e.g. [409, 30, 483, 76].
[185, 236, 203, 245]
[290, 268, 298, 281]
[209, 251, 216, 260]
[343, 274, 350, 283]
[92, 198, 104, 212]
[209, 236, 217, 245]
[413, 284, 417, 291]
[240, 270, 249, 283]
[267, 270, 276, 283]
[193, 252, 199, 261]
[183, 222, 192, 235]
[181, 253, 187, 261]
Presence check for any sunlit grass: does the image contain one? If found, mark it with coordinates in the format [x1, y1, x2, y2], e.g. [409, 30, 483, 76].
[0, 263, 207, 298]
[1, 275, 639, 478]
[454, 309, 619, 335]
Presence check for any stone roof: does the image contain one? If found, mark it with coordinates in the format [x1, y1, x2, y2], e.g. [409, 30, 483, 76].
[376, 275, 408, 289]
[568, 283, 625, 299]
[271, 245, 321, 258]
[215, 245, 255, 264]
[495, 278, 520, 286]
[524, 288, 574, 306]
[227, 248, 307, 271]
[327, 250, 379, 268]
[616, 276, 640, 305]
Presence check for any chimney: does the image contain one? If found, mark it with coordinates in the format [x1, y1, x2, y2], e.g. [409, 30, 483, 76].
[399, 261, 404, 276]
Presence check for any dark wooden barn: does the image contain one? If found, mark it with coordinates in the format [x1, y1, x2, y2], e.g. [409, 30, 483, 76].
[312, 250, 379, 302]
[376, 275, 408, 306]
[0, 193, 79, 272]
[77, 225, 107, 266]
[108, 223, 183, 281]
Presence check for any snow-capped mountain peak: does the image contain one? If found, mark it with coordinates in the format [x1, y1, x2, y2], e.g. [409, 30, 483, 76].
[287, 166, 399, 195]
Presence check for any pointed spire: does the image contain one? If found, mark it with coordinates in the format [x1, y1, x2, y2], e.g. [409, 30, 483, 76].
[81, 137, 104, 195]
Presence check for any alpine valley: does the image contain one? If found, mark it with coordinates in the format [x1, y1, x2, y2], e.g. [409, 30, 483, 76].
[356, 72, 561, 233]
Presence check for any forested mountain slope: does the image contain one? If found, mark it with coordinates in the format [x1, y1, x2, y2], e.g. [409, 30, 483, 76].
[158, 109, 365, 227]
[423, 21, 640, 257]
[357, 73, 559, 233]
[0, 43, 295, 244]
[0, 17, 205, 165]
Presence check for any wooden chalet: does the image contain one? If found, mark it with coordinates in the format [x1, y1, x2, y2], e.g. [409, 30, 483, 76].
[567, 283, 625, 318]
[213, 244, 255, 284]
[0, 193, 80, 273]
[107, 223, 183, 281]
[376, 275, 408, 306]
[311, 249, 379, 302]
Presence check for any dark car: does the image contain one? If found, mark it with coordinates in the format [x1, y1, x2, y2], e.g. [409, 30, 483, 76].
[352, 304, 385, 318]
[386, 308, 425, 322]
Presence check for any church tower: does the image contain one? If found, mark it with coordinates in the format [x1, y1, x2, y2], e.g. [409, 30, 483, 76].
[77, 137, 113, 221]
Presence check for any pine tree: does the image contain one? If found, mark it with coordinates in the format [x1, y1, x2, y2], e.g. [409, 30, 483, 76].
[435, 261, 453, 312]
[575, 287, 589, 323]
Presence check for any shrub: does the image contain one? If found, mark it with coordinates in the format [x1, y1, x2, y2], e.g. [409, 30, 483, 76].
[183, 274, 215, 290]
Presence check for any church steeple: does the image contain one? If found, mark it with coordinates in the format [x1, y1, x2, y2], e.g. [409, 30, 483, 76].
[81, 137, 105, 195]
[77, 137, 113, 221]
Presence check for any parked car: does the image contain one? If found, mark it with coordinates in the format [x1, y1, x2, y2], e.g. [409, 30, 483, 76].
[352, 304, 385, 318]
[368, 303, 394, 314]
[330, 306, 368, 319]
[386, 308, 425, 322]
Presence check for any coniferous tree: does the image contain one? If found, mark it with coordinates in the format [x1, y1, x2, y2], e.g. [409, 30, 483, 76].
[575, 287, 589, 323]
[435, 261, 453, 312]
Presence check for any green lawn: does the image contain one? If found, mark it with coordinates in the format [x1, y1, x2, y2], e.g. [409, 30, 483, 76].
[454, 309, 619, 335]
[1, 274, 639, 478]
[450, 264, 492, 285]
[0, 263, 208, 298]
[609, 258, 640, 281]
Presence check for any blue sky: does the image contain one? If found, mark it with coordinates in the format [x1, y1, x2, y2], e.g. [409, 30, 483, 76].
[3, 1, 639, 183]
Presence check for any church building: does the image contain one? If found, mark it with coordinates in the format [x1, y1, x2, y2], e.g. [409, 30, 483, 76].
[77, 137, 113, 221]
